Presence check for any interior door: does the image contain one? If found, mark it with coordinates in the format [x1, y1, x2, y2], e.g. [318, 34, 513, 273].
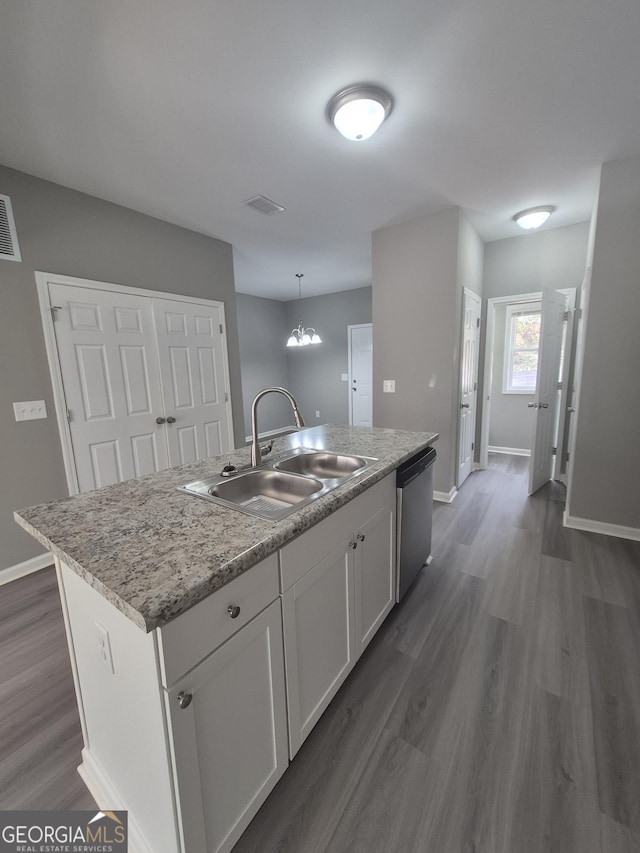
[348, 324, 373, 427]
[49, 282, 170, 491]
[152, 298, 233, 466]
[457, 289, 481, 487]
[528, 290, 567, 495]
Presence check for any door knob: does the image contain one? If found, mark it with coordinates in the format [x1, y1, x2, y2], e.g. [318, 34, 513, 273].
[352, 387, 357, 392]
[156, 416, 166, 424]
[539, 403, 549, 409]
[527, 403, 537, 408]
[460, 403, 470, 409]
[177, 691, 193, 709]
[166, 416, 176, 424]
[567, 406, 575, 413]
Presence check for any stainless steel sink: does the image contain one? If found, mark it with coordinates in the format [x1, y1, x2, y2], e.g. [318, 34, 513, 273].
[275, 451, 366, 479]
[179, 447, 378, 521]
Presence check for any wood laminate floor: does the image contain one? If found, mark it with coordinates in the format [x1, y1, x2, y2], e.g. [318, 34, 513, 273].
[2, 454, 640, 852]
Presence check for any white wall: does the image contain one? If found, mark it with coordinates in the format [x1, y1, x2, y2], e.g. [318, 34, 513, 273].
[567, 153, 640, 532]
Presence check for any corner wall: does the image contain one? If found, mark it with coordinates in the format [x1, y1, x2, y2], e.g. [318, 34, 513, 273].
[567, 153, 640, 533]
[372, 207, 483, 496]
[0, 164, 242, 570]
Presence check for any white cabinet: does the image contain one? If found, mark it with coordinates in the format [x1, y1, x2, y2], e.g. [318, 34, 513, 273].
[353, 500, 396, 656]
[282, 536, 356, 756]
[279, 474, 396, 757]
[166, 599, 288, 853]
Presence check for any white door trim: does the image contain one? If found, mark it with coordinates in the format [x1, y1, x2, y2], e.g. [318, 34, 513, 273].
[479, 292, 543, 470]
[456, 288, 481, 488]
[347, 323, 373, 427]
[35, 271, 235, 495]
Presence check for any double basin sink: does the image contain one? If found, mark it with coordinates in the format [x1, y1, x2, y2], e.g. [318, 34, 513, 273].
[179, 447, 378, 521]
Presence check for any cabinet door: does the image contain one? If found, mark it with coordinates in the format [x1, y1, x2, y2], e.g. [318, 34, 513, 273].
[354, 500, 396, 656]
[282, 538, 356, 758]
[166, 599, 288, 853]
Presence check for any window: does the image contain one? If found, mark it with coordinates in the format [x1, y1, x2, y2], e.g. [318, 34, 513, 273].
[503, 302, 541, 393]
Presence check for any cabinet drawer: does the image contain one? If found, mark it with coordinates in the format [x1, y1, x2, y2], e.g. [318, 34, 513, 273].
[157, 553, 279, 687]
[279, 474, 395, 591]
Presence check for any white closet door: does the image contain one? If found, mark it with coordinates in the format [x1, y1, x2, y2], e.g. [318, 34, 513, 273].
[49, 283, 170, 492]
[152, 298, 232, 466]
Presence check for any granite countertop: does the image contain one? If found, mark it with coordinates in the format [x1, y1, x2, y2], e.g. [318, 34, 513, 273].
[15, 424, 438, 632]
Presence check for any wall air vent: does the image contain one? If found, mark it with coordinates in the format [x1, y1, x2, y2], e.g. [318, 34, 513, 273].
[244, 195, 286, 216]
[0, 194, 22, 262]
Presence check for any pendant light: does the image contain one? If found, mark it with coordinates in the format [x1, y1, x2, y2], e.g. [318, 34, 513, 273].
[286, 274, 322, 347]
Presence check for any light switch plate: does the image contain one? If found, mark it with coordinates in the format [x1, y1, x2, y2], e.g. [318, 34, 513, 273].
[383, 380, 396, 393]
[13, 400, 47, 421]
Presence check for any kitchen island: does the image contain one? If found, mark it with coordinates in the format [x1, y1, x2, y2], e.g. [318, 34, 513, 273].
[15, 424, 437, 853]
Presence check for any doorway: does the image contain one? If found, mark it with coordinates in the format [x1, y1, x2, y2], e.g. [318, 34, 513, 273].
[479, 289, 576, 495]
[348, 324, 372, 427]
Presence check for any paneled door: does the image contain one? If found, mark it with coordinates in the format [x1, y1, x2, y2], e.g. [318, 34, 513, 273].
[348, 324, 373, 427]
[40, 274, 234, 494]
[457, 289, 481, 487]
[49, 282, 170, 491]
[152, 298, 230, 466]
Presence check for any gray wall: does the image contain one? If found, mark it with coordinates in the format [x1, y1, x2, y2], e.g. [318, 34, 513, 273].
[488, 304, 535, 450]
[236, 293, 291, 438]
[285, 287, 372, 428]
[568, 153, 640, 529]
[0, 164, 243, 570]
[372, 207, 483, 496]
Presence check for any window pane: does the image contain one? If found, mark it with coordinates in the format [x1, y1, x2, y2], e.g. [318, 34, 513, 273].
[513, 313, 540, 348]
[512, 350, 538, 389]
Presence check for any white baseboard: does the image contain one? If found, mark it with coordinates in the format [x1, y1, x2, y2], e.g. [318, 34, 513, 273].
[79, 750, 154, 853]
[488, 445, 531, 457]
[434, 487, 457, 503]
[0, 552, 53, 586]
[563, 512, 640, 542]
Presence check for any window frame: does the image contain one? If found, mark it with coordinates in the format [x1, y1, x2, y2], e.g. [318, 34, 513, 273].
[502, 301, 542, 394]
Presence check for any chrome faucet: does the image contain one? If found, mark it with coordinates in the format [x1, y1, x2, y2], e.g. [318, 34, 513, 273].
[250, 387, 305, 467]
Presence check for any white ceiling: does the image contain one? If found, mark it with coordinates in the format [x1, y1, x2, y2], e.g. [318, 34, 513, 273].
[2, 0, 640, 300]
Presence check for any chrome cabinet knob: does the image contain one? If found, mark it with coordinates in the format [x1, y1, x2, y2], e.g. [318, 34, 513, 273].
[527, 403, 537, 408]
[460, 402, 470, 408]
[156, 416, 166, 424]
[349, 540, 358, 550]
[357, 533, 366, 542]
[227, 604, 241, 619]
[539, 402, 549, 409]
[167, 416, 176, 424]
[177, 691, 193, 709]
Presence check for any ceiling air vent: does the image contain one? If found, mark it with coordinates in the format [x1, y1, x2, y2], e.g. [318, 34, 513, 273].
[244, 195, 286, 216]
[0, 194, 22, 262]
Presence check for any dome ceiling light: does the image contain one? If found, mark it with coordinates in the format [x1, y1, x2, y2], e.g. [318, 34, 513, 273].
[513, 205, 556, 230]
[327, 84, 393, 141]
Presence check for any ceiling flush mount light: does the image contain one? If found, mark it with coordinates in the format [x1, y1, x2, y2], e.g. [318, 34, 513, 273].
[327, 84, 393, 141]
[513, 205, 556, 230]
[287, 274, 322, 347]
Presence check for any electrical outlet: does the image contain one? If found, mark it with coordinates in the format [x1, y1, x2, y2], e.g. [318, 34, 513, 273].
[95, 621, 115, 674]
[341, 373, 348, 381]
[13, 400, 47, 421]
[315, 410, 320, 418]
[383, 380, 396, 393]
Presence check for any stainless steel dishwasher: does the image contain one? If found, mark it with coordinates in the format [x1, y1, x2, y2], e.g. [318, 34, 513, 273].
[396, 446, 436, 601]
